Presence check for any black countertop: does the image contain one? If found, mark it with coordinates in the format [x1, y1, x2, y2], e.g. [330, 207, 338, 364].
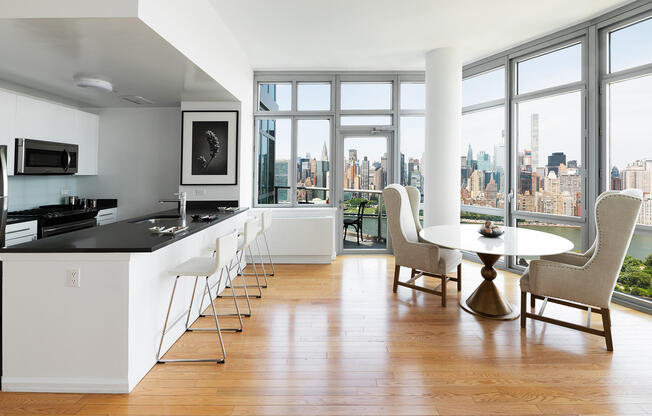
[0, 208, 248, 253]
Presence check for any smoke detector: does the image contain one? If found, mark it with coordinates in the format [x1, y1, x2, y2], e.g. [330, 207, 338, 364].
[72, 75, 113, 92]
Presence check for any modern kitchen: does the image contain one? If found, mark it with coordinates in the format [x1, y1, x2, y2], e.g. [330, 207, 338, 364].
[0, 2, 262, 393]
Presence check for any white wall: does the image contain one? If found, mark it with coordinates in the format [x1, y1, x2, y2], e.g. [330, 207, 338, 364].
[79, 108, 180, 220]
[138, 0, 254, 208]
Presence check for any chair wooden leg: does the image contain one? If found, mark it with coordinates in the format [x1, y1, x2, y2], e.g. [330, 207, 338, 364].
[441, 276, 447, 307]
[456, 263, 462, 292]
[520, 292, 527, 329]
[601, 308, 613, 351]
[392, 264, 400, 293]
[530, 293, 536, 308]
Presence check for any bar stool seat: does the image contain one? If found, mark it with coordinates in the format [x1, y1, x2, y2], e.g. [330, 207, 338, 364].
[168, 258, 218, 277]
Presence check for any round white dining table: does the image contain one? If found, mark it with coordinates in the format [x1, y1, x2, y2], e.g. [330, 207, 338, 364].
[419, 224, 574, 320]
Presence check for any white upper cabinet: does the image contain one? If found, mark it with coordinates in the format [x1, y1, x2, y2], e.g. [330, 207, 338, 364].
[0, 90, 17, 175]
[74, 110, 99, 175]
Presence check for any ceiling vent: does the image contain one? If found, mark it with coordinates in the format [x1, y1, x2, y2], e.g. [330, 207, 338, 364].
[120, 95, 155, 105]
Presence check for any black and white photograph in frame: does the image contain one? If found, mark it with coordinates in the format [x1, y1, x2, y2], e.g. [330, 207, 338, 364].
[181, 111, 238, 185]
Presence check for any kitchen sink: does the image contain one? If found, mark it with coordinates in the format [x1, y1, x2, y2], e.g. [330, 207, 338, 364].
[130, 216, 182, 224]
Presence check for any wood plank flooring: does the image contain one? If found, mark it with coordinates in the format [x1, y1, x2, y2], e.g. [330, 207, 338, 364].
[2, 255, 652, 415]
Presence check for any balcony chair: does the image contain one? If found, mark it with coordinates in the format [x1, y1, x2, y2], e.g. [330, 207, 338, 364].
[383, 184, 462, 306]
[343, 200, 368, 245]
[520, 189, 643, 351]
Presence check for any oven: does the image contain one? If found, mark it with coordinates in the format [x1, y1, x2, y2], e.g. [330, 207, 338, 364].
[40, 217, 97, 238]
[15, 139, 78, 175]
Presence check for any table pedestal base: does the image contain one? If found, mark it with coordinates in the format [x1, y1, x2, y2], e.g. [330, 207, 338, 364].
[459, 253, 520, 321]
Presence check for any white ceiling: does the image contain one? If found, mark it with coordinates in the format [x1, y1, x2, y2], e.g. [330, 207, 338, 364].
[210, 0, 633, 70]
[0, 18, 236, 108]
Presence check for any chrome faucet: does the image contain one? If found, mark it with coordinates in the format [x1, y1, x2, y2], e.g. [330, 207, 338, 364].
[159, 192, 187, 226]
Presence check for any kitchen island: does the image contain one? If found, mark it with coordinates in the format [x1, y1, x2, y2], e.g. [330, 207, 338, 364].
[0, 207, 248, 393]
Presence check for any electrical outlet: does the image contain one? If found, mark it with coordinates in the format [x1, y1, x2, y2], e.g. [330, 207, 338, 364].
[194, 189, 207, 196]
[61, 189, 70, 196]
[67, 269, 81, 287]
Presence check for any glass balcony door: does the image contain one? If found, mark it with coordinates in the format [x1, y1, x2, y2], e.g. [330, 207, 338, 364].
[337, 131, 393, 252]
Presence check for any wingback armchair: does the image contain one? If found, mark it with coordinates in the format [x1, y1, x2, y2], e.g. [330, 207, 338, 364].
[520, 189, 643, 351]
[383, 184, 462, 306]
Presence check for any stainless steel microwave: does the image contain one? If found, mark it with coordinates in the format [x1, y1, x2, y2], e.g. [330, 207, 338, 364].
[15, 138, 78, 175]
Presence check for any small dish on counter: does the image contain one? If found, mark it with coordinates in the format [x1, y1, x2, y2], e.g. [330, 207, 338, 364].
[149, 225, 189, 235]
[216, 206, 237, 212]
[191, 214, 217, 222]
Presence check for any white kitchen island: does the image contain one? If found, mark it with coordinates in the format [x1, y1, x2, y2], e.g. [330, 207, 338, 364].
[0, 208, 248, 393]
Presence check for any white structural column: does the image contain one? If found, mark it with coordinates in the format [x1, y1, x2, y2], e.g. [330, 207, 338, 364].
[424, 48, 462, 227]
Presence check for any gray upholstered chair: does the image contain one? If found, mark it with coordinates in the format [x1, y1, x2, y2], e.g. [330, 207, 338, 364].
[383, 184, 462, 306]
[520, 189, 643, 351]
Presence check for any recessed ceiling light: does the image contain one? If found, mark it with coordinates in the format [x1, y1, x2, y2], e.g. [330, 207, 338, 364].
[72, 74, 113, 92]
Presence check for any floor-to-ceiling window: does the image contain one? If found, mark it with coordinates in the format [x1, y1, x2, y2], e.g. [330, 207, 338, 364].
[399, 79, 425, 224]
[601, 13, 652, 302]
[461, 66, 506, 227]
[253, 73, 425, 252]
[511, 40, 587, 264]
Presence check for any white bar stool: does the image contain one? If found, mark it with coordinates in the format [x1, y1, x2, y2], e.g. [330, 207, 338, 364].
[239, 211, 275, 284]
[201, 222, 256, 317]
[157, 231, 239, 364]
[259, 210, 276, 277]
[221, 218, 265, 299]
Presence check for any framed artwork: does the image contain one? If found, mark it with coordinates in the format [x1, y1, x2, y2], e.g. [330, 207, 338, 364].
[181, 110, 238, 185]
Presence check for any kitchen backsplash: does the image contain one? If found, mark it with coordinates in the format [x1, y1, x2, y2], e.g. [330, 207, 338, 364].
[7, 176, 80, 211]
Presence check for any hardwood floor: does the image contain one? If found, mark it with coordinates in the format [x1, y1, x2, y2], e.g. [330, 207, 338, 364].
[2, 255, 652, 415]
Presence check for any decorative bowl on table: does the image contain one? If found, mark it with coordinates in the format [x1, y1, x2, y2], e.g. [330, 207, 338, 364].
[478, 221, 504, 238]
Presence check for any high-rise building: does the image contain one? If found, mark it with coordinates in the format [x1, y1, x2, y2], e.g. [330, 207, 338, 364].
[531, 113, 539, 167]
[274, 160, 289, 202]
[547, 152, 566, 175]
[361, 156, 370, 190]
[611, 166, 622, 190]
[469, 170, 484, 199]
[621, 159, 652, 195]
[485, 178, 498, 206]
[466, 144, 473, 167]
[477, 151, 491, 171]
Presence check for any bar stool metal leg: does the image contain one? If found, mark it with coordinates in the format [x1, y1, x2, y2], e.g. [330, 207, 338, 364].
[236, 237, 269, 288]
[157, 276, 179, 362]
[205, 276, 226, 362]
[246, 245, 264, 297]
[262, 231, 276, 277]
[157, 275, 226, 364]
[255, 238, 269, 286]
[221, 249, 262, 299]
[190, 269, 242, 333]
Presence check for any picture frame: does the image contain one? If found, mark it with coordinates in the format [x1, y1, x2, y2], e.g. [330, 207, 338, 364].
[181, 110, 239, 185]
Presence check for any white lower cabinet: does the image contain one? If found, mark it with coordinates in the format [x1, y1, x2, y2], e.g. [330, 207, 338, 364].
[97, 208, 117, 226]
[5, 220, 38, 247]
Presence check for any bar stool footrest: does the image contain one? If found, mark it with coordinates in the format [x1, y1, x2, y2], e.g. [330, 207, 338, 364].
[187, 327, 242, 333]
[226, 284, 268, 289]
[158, 358, 224, 364]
